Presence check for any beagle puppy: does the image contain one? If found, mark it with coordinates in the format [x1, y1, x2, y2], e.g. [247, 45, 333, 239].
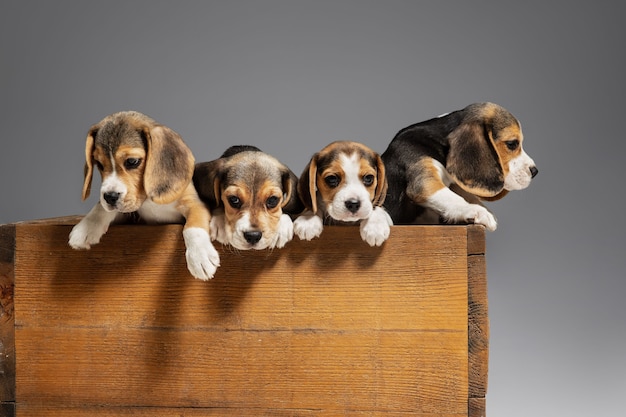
[193, 145, 304, 250]
[68, 111, 220, 280]
[293, 141, 392, 246]
[381, 102, 538, 230]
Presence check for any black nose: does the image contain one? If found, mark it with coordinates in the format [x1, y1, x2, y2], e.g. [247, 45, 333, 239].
[530, 166, 539, 178]
[345, 199, 361, 213]
[103, 191, 120, 206]
[243, 231, 262, 245]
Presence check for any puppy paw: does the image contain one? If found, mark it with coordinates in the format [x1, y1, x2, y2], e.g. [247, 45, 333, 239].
[209, 211, 228, 245]
[360, 207, 392, 246]
[184, 227, 220, 281]
[455, 204, 497, 231]
[471, 206, 497, 231]
[68, 218, 108, 249]
[274, 213, 294, 248]
[293, 212, 323, 241]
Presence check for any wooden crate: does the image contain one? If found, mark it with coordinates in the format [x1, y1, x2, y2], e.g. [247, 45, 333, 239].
[0, 217, 488, 417]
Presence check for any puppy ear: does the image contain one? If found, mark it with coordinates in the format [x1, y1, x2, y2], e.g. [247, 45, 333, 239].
[446, 121, 505, 197]
[143, 124, 195, 204]
[372, 153, 388, 207]
[81, 127, 98, 201]
[281, 168, 306, 215]
[192, 159, 224, 210]
[297, 154, 319, 214]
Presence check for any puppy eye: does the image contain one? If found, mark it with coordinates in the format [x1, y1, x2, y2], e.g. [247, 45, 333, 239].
[505, 140, 519, 151]
[227, 196, 242, 209]
[266, 196, 280, 209]
[124, 158, 142, 170]
[324, 175, 340, 188]
[94, 160, 104, 171]
[363, 174, 375, 186]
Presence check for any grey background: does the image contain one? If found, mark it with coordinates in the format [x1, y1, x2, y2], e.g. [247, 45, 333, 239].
[2, 1, 624, 415]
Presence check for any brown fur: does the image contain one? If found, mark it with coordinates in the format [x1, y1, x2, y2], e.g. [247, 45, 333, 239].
[298, 141, 387, 215]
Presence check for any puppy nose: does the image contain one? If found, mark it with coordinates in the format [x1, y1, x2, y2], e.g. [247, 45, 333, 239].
[530, 166, 539, 178]
[345, 199, 361, 213]
[243, 231, 262, 245]
[103, 191, 120, 206]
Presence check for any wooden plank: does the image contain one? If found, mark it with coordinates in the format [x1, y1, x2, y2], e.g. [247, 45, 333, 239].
[14, 225, 469, 332]
[468, 253, 489, 400]
[468, 397, 486, 417]
[16, 405, 468, 417]
[0, 224, 15, 407]
[466, 225, 485, 256]
[16, 327, 467, 413]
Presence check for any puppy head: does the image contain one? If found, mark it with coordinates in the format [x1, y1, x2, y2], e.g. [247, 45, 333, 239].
[81, 111, 194, 212]
[298, 141, 387, 222]
[446, 102, 538, 200]
[194, 148, 301, 250]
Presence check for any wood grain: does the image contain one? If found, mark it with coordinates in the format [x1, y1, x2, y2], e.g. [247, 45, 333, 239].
[0, 218, 488, 416]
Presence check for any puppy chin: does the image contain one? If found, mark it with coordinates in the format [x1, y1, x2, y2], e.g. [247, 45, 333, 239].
[503, 172, 532, 191]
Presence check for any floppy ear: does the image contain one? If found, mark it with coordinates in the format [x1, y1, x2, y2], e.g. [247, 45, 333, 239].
[297, 154, 319, 214]
[192, 159, 224, 210]
[81, 127, 98, 201]
[280, 168, 306, 215]
[372, 153, 388, 207]
[143, 124, 195, 204]
[446, 121, 505, 197]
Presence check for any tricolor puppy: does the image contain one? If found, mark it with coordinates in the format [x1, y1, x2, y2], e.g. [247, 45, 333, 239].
[381, 102, 538, 230]
[68, 111, 220, 280]
[193, 145, 304, 250]
[293, 141, 392, 246]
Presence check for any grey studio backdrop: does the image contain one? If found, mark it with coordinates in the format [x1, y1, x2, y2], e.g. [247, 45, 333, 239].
[1, 1, 624, 416]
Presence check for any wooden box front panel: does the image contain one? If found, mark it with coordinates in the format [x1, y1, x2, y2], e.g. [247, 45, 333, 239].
[1, 220, 485, 416]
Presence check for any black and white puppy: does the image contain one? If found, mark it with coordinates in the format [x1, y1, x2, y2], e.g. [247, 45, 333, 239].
[193, 145, 304, 250]
[381, 102, 538, 230]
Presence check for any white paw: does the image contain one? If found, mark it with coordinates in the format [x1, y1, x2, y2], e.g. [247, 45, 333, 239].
[183, 227, 221, 281]
[209, 211, 228, 245]
[293, 212, 323, 241]
[360, 207, 392, 246]
[471, 205, 497, 231]
[68, 216, 108, 249]
[274, 213, 294, 248]
[455, 204, 497, 231]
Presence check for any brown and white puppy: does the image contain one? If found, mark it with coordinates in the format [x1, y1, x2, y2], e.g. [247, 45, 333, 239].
[294, 141, 392, 246]
[193, 145, 304, 250]
[68, 111, 220, 280]
[381, 102, 538, 230]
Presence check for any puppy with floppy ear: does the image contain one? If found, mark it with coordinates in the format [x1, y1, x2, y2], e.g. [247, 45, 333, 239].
[381, 102, 538, 230]
[68, 111, 220, 280]
[293, 141, 392, 246]
[193, 145, 304, 250]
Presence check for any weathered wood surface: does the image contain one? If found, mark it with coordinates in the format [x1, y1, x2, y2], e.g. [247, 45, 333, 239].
[0, 218, 487, 416]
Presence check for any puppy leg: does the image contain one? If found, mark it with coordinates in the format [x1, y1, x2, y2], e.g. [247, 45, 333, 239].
[274, 213, 294, 248]
[407, 159, 497, 230]
[293, 210, 324, 240]
[69, 203, 120, 249]
[208, 207, 229, 245]
[425, 187, 497, 231]
[178, 188, 220, 280]
[360, 206, 393, 246]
